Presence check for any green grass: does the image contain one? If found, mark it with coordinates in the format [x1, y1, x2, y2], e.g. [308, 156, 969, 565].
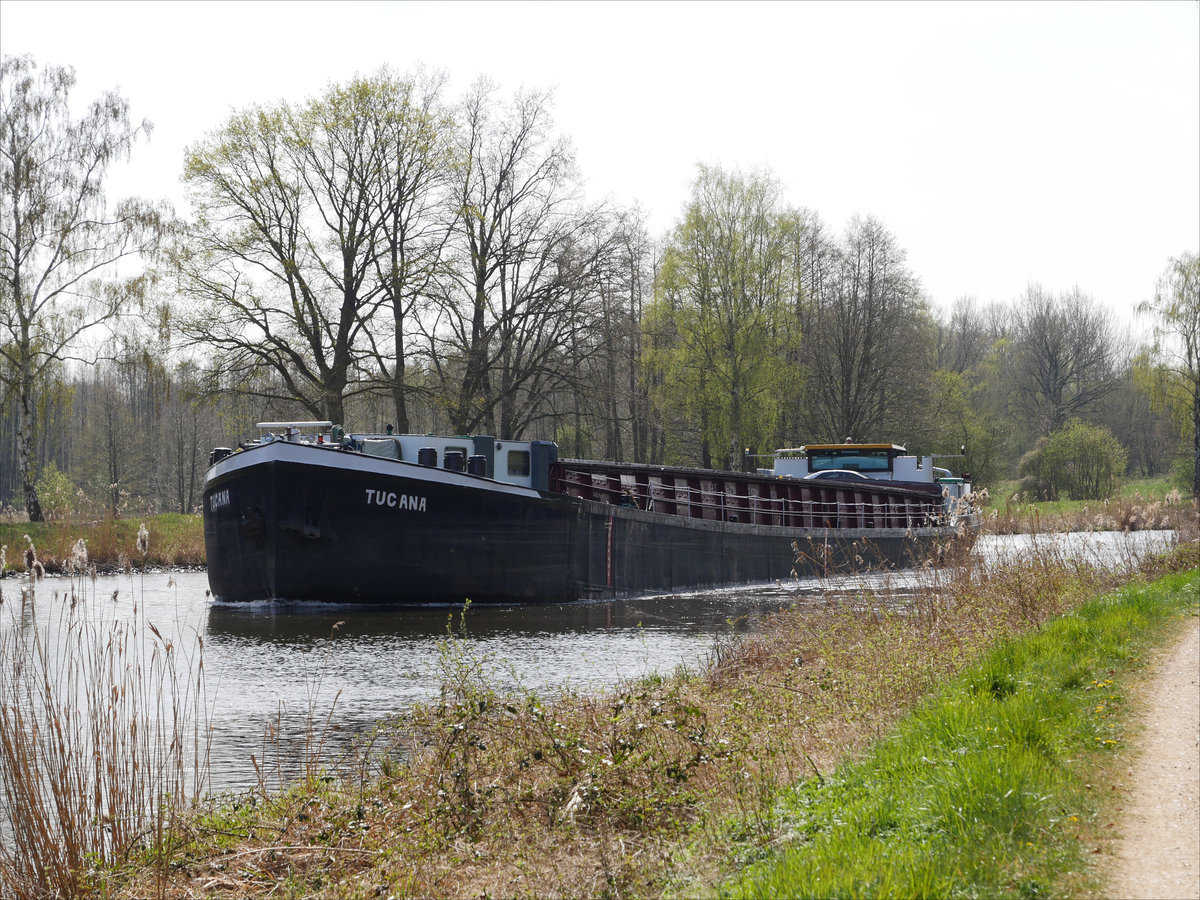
[723, 568, 1199, 899]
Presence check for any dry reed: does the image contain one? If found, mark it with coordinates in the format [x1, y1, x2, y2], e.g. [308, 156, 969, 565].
[987, 490, 1197, 536]
[0, 542, 212, 899]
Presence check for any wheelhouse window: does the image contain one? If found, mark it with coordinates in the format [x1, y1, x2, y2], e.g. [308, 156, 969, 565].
[808, 448, 893, 473]
[507, 450, 530, 477]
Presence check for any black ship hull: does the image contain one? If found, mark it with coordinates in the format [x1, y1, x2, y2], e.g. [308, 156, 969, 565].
[203, 441, 969, 605]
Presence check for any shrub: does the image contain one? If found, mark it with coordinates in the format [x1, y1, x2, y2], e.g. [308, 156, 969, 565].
[1020, 421, 1128, 501]
[1017, 438, 1055, 500]
[33, 462, 77, 522]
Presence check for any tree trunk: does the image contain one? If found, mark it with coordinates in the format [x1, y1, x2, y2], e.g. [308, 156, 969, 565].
[186, 409, 199, 514]
[17, 378, 44, 522]
[455, 277, 493, 435]
[325, 393, 345, 428]
[1192, 377, 1199, 499]
[393, 314, 410, 434]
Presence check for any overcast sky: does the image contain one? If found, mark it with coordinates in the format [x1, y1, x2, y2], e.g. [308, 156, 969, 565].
[3, 0, 1197, 330]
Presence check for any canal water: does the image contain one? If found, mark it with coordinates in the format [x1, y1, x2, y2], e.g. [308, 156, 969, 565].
[0, 529, 1177, 795]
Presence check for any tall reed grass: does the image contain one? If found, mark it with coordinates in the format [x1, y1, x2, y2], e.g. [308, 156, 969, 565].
[250, 644, 344, 799]
[986, 488, 1197, 536]
[0, 544, 212, 899]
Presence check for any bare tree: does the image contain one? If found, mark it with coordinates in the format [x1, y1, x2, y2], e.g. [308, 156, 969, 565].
[1007, 285, 1125, 437]
[431, 82, 607, 438]
[934, 296, 998, 375]
[0, 56, 164, 520]
[597, 209, 656, 461]
[798, 216, 930, 442]
[362, 69, 454, 433]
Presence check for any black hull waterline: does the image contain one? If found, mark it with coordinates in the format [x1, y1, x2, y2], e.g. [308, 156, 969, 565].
[203, 442, 971, 605]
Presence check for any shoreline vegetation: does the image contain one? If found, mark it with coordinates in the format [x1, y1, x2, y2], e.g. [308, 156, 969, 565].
[0, 495, 1195, 898]
[0, 513, 205, 576]
[0, 479, 1193, 577]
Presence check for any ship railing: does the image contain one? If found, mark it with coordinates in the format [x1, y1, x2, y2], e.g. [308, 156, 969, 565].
[570, 478, 943, 529]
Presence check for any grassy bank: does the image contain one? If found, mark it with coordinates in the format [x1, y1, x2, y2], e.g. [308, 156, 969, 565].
[84, 528, 1197, 897]
[982, 476, 1193, 533]
[0, 514, 204, 574]
[725, 566, 1198, 899]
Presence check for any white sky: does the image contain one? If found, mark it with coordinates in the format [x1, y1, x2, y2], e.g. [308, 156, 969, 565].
[3, 0, 1197, 330]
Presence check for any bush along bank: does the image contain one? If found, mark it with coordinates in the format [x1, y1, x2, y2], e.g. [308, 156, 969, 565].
[725, 566, 1199, 900]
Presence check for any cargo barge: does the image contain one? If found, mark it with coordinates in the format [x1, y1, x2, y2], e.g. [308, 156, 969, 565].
[202, 424, 979, 604]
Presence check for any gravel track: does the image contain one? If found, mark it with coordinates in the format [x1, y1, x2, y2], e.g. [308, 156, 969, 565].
[1105, 618, 1200, 900]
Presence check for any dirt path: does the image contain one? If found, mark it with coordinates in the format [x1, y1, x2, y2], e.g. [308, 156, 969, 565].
[1105, 618, 1200, 900]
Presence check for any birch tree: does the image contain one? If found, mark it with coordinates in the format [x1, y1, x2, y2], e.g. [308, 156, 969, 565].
[0, 55, 164, 520]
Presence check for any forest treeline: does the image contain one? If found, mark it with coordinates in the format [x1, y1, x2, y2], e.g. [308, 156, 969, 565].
[3, 57, 1198, 520]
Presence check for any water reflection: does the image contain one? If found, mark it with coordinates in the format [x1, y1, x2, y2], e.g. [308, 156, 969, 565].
[202, 590, 789, 643]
